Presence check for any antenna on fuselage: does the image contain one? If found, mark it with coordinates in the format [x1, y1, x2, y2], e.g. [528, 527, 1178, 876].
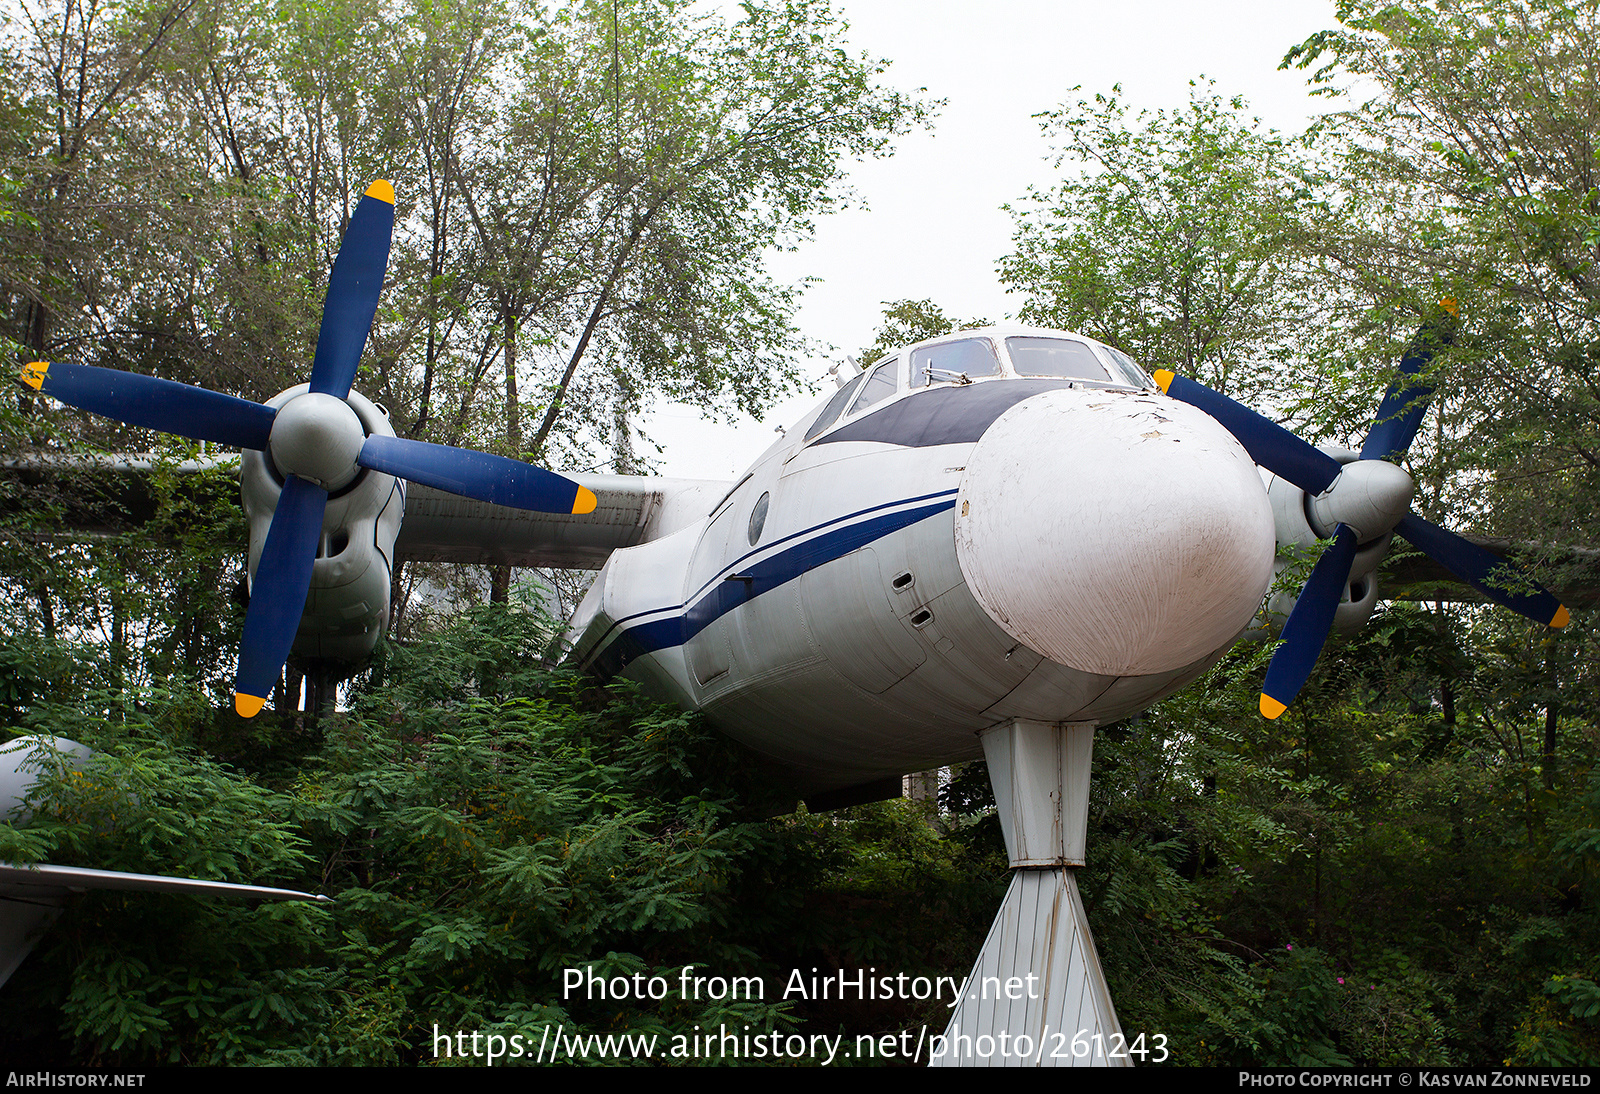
[828, 356, 862, 388]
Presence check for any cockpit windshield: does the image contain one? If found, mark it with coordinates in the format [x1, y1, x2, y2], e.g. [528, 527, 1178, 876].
[803, 370, 866, 441]
[799, 329, 1154, 447]
[1097, 342, 1154, 388]
[849, 357, 900, 413]
[1005, 337, 1113, 382]
[910, 338, 1001, 387]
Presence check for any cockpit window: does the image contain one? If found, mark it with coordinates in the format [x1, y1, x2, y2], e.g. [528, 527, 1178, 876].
[1097, 343, 1153, 388]
[1005, 336, 1113, 382]
[910, 338, 1001, 387]
[848, 357, 900, 414]
[804, 371, 867, 440]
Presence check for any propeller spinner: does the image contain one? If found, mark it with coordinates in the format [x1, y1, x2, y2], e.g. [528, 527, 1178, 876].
[20, 180, 598, 718]
[1154, 300, 1569, 719]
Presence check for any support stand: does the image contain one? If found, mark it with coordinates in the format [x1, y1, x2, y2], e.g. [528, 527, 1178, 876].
[932, 719, 1128, 1067]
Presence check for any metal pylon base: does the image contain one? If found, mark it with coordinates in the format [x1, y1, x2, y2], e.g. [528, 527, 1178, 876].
[932, 867, 1127, 1066]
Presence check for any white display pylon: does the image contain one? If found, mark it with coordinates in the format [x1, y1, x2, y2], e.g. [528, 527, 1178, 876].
[931, 720, 1129, 1067]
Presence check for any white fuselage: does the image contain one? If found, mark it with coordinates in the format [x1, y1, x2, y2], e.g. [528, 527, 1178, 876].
[567, 327, 1278, 795]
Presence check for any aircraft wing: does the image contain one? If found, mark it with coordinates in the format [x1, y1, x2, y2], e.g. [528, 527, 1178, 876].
[0, 861, 330, 902]
[0, 453, 241, 535]
[0, 734, 332, 989]
[0, 862, 328, 988]
[395, 473, 733, 570]
[1384, 535, 1600, 609]
[1, 455, 732, 569]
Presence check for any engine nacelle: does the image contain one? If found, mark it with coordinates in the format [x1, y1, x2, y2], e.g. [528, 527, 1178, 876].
[240, 386, 405, 664]
[1263, 447, 1387, 637]
[0, 736, 93, 824]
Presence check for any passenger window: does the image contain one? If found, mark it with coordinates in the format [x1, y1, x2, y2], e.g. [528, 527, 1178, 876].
[1005, 336, 1112, 381]
[848, 358, 901, 414]
[910, 338, 1001, 387]
[804, 371, 867, 440]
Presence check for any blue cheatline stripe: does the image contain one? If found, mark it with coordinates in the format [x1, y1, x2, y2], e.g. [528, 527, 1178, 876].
[685, 486, 959, 605]
[585, 497, 957, 680]
[577, 488, 960, 659]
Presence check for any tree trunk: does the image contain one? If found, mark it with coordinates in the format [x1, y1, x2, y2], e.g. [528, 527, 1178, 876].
[527, 205, 661, 456]
[1544, 644, 1559, 788]
[505, 307, 520, 453]
[389, 559, 409, 641]
[489, 308, 519, 603]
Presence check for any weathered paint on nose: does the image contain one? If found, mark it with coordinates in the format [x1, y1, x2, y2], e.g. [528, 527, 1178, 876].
[954, 387, 1275, 677]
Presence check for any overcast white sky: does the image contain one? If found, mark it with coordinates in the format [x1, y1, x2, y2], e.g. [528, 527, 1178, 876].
[645, 0, 1342, 479]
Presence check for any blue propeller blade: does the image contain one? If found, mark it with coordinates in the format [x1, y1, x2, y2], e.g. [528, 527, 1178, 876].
[1396, 512, 1569, 629]
[308, 181, 395, 400]
[1260, 524, 1358, 719]
[21, 361, 276, 450]
[1360, 308, 1453, 463]
[357, 434, 598, 514]
[1154, 370, 1344, 495]
[16, 181, 601, 719]
[234, 476, 328, 718]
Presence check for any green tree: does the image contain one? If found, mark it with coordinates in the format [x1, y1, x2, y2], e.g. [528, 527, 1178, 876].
[3, 0, 928, 475]
[506, 0, 930, 466]
[1283, 0, 1600, 805]
[1285, 0, 1600, 547]
[999, 83, 1325, 401]
[0, 0, 250, 396]
[855, 297, 990, 364]
[0, 584, 1009, 1065]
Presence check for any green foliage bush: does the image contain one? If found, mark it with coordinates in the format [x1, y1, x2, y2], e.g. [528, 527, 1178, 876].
[0, 596, 1011, 1065]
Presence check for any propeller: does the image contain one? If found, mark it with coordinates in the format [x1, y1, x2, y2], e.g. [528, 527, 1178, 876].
[20, 180, 598, 718]
[1153, 299, 1569, 719]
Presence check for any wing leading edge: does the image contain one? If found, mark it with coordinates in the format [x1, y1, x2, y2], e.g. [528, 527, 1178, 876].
[394, 474, 733, 570]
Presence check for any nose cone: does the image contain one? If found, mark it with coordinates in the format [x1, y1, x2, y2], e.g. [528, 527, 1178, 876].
[955, 388, 1275, 676]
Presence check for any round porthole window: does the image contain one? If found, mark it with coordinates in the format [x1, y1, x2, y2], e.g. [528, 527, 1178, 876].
[748, 491, 770, 545]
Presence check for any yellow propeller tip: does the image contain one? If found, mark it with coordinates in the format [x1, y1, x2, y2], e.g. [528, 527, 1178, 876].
[1152, 368, 1174, 393]
[1439, 296, 1460, 318]
[235, 694, 266, 718]
[364, 180, 396, 205]
[1260, 694, 1287, 720]
[20, 361, 47, 391]
[572, 486, 598, 515]
[1552, 605, 1571, 629]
